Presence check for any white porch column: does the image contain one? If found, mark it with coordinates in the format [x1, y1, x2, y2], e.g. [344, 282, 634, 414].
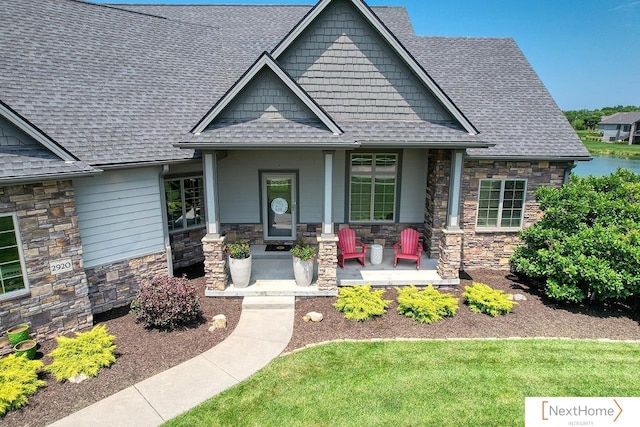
[203, 151, 220, 236]
[321, 150, 335, 236]
[447, 150, 464, 230]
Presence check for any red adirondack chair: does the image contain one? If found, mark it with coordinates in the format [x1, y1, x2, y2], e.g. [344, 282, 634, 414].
[337, 228, 367, 268]
[393, 228, 423, 269]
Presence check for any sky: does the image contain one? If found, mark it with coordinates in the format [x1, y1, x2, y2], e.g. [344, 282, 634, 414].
[97, 0, 640, 111]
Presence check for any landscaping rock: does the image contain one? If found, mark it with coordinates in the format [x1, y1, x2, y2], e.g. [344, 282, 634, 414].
[302, 311, 323, 322]
[69, 373, 88, 384]
[508, 294, 527, 301]
[208, 314, 227, 332]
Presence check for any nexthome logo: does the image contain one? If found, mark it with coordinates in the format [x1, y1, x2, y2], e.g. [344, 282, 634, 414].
[525, 397, 639, 426]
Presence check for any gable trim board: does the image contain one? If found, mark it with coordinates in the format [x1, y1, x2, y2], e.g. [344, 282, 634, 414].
[270, 0, 478, 136]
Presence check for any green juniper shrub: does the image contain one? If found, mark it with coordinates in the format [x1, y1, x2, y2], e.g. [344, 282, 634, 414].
[0, 353, 45, 416]
[45, 325, 116, 382]
[130, 276, 202, 330]
[462, 282, 516, 317]
[510, 169, 640, 303]
[396, 285, 459, 323]
[333, 285, 392, 321]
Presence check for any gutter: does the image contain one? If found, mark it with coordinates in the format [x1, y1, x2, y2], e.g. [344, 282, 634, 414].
[0, 169, 102, 186]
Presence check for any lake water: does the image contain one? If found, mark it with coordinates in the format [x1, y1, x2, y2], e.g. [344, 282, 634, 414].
[572, 156, 640, 177]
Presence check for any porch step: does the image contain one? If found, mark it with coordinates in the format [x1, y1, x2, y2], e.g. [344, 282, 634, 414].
[242, 295, 295, 310]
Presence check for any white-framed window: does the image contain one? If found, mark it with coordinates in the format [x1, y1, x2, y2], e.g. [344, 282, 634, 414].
[164, 177, 205, 232]
[349, 153, 397, 222]
[0, 213, 28, 298]
[476, 179, 527, 230]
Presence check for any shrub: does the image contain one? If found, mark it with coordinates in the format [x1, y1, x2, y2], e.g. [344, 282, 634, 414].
[0, 353, 45, 416]
[396, 285, 459, 323]
[511, 169, 640, 303]
[333, 285, 392, 321]
[45, 325, 116, 382]
[462, 282, 516, 317]
[130, 276, 202, 330]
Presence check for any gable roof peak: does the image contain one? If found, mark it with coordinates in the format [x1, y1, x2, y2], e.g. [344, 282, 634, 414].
[270, 0, 478, 135]
[191, 51, 342, 136]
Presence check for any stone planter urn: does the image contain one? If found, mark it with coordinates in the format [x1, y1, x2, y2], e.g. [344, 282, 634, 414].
[290, 240, 316, 286]
[292, 256, 314, 286]
[228, 255, 252, 288]
[226, 241, 252, 288]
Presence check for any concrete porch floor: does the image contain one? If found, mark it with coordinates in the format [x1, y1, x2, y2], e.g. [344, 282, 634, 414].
[205, 245, 459, 297]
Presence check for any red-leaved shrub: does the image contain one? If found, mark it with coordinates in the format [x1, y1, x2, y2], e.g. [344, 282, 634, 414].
[130, 276, 202, 330]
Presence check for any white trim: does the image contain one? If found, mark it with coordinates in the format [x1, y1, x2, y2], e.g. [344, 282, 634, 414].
[270, 0, 478, 135]
[192, 53, 342, 136]
[0, 213, 30, 300]
[0, 103, 75, 161]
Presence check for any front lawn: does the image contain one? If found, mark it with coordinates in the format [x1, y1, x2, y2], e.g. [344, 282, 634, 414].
[164, 339, 640, 427]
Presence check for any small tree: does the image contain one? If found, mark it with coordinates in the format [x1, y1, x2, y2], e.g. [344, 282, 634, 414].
[511, 169, 640, 303]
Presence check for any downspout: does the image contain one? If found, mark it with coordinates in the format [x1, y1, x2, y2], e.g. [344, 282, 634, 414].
[159, 165, 174, 276]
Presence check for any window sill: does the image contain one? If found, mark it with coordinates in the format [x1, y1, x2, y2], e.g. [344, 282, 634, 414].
[168, 225, 206, 235]
[474, 227, 522, 234]
[0, 288, 31, 303]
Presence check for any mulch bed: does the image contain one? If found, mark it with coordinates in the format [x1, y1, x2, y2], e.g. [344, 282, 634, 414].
[3, 270, 640, 427]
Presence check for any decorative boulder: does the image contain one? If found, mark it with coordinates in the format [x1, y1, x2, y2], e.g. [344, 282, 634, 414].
[302, 311, 323, 322]
[208, 314, 227, 332]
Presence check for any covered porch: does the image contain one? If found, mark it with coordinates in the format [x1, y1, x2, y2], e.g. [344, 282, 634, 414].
[205, 245, 458, 297]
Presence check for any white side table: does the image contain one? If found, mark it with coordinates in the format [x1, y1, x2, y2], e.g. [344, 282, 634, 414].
[370, 244, 383, 265]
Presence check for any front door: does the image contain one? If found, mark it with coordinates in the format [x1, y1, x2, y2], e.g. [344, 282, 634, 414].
[262, 173, 296, 241]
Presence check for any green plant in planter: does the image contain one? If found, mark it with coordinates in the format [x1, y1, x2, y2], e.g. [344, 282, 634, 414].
[45, 325, 116, 382]
[225, 241, 250, 259]
[0, 353, 45, 416]
[290, 239, 316, 261]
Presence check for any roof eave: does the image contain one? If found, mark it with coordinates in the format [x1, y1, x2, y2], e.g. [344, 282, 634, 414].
[0, 169, 102, 186]
[174, 142, 360, 150]
[466, 154, 593, 162]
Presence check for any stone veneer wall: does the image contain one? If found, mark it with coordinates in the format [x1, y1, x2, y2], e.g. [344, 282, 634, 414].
[170, 227, 206, 269]
[85, 251, 167, 314]
[460, 160, 571, 270]
[0, 181, 93, 340]
[424, 149, 451, 258]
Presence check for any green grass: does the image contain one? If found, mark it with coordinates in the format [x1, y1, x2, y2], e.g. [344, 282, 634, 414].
[582, 140, 640, 158]
[163, 339, 640, 427]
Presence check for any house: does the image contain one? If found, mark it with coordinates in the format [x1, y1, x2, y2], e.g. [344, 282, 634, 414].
[0, 0, 590, 339]
[598, 112, 640, 144]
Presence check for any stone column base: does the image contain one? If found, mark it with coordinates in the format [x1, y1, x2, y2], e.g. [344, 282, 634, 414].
[317, 234, 339, 291]
[437, 228, 463, 280]
[202, 234, 227, 291]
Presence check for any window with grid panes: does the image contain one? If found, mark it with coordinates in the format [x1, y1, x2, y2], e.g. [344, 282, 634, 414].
[349, 153, 397, 222]
[164, 177, 205, 232]
[0, 214, 28, 297]
[476, 179, 526, 229]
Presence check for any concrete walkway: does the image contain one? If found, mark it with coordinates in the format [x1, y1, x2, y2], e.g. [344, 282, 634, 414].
[48, 296, 295, 427]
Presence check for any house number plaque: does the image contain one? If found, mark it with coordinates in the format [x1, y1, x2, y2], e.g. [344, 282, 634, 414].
[50, 258, 73, 275]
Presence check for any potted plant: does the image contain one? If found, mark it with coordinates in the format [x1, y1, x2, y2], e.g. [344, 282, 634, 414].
[225, 241, 251, 288]
[290, 239, 316, 286]
[14, 339, 37, 360]
[7, 323, 30, 345]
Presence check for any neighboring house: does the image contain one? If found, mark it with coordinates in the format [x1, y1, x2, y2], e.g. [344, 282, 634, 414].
[0, 0, 590, 339]
[598, 112, 640, 144]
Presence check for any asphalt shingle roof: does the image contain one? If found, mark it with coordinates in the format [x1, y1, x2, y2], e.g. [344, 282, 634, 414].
[600, 112, 640, 125]
[0, 146, 97, 182]
[0, 0, 590, 175]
